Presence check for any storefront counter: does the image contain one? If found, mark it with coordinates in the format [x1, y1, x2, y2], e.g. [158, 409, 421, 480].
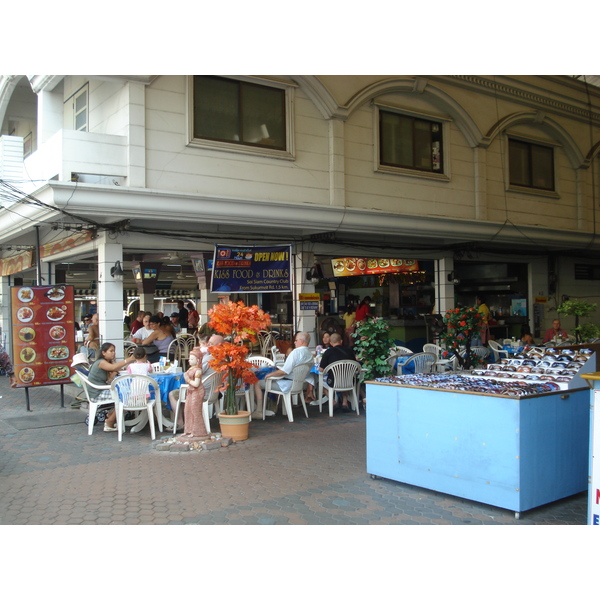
[366, 381, 590, 517]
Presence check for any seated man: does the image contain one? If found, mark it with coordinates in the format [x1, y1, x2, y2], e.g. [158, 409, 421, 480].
[170, 313, 181, 334]
[543, 319, 569, 343]
[317, 333, 359, 411]
[260, 331, 313, 416]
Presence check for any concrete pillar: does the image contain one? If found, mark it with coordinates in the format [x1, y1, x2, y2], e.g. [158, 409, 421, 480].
[126, 81, 146, 187]
[96, 236, 124, 358]
[37, 89, 63, 144]
[435, 255, 455, 316]
[292, 250, 317, 348]
[139, 292, 155, 314]
[0, 276, 11, 355]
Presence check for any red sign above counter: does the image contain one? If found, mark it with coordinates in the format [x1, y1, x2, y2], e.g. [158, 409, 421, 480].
[11, 285, 76, 388]
[331, 258, 420, 277]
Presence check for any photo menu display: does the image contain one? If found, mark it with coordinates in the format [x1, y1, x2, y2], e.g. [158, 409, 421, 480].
[11, 285, 76, 387]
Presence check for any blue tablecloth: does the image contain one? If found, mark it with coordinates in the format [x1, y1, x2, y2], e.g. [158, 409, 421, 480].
[502, 345, 523, 355]
[151, 372, 185, 410]
[255, 366, 277, 380]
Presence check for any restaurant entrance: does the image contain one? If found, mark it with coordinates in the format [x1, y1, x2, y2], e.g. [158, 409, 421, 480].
[314, 256, 437, 352]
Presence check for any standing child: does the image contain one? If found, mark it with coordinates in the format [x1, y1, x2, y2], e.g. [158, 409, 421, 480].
[127, 347, 153, 375]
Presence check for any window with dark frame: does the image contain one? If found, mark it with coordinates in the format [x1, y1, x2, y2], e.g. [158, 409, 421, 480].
[508, 138, 554, 191]
[193, 76, 286, 151]
[379, 110, 443, 173]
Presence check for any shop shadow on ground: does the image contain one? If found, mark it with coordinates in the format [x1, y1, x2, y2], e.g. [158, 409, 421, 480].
[0, 378, 588, 525]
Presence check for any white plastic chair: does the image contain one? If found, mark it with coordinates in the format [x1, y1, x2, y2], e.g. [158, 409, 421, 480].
[391, 346, 413, 356]
[423, 343, 444, 358]
[318, 360, 361, 417]
[124, 342, 136, 357]
[387, 350, 413, 372]
[488, 340, 509, 362]
[110, 374, 161, 442]
[78, 371, 115, 436]
[247, 355, 275, 369]
[172, 371, 221, 435]
[402, 352, 437, 374]
[462, 346, 490, 368]
[271, 345, 286, 367]
[258, 331, 275, 357]
[263, 361, 312, 422]
[167, 337, 185, 365]
[176, 334, 196, 369]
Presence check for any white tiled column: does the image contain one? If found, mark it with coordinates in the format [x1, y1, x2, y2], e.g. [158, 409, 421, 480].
[292, 250, 317, 347]
[96, 235, 124, 358]
[435, 255, 455, 316]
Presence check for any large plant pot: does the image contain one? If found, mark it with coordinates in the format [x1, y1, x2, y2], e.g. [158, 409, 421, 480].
[218, 410, 251, 441]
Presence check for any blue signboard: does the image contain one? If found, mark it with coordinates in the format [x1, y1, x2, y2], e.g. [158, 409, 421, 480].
[211, 245, 292, 293]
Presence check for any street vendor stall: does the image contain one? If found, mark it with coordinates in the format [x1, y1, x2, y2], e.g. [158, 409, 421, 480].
[366, 346, 595, 518]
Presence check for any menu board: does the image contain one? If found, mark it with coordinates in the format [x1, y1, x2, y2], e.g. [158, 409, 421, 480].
[11, 285, 76, 388]
[331, 257, 420, 277]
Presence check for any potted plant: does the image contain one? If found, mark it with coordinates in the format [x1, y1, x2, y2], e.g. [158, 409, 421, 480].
[207, 301, 272, 440]
[352, 317, 395, 380]
[556, 299, 598, 344]
[440, 306, 485, 370]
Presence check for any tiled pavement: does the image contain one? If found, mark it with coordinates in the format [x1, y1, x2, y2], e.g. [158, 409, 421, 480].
[0, 377, 589, 525]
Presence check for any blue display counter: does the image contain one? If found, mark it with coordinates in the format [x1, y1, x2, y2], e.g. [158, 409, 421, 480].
[581, 372, 600, 525]
[366, 381, 590, 517]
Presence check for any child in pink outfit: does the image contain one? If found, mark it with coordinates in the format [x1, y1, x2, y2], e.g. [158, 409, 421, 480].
[127, 347, 153, 375]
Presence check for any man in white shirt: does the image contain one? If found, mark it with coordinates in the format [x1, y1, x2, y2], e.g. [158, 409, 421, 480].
[263, 331, 313, 395]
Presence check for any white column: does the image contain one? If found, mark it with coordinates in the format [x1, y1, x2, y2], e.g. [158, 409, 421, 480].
[37, 89, 63, 144]
[292, 250, 317, 347]
[435, 255, 455, 316]
[96, 236, 124, 358]
[126, 81, 146, 188]
[139, 292, 155, 314]
[0, 276, 11, 354]
[329, 118, 346, 207]
[473, 147, 488, 221]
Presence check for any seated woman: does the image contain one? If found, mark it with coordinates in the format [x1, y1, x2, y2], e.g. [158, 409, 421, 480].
[141, 315, 175, 363]
[87, 342, 136, 432]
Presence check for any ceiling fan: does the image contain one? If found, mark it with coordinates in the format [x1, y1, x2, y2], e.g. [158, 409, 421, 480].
[176, 266, 195, 279]
[66, 267, 88, 278]
[159, 251, 186, 263]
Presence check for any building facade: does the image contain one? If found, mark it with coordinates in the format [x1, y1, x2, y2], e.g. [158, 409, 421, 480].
[1, 75, 599, 354]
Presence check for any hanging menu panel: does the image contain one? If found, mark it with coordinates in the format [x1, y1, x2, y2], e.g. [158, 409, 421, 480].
[11, 285, 76, 387]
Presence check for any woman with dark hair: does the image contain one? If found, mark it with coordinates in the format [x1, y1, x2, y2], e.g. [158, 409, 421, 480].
[87, 342, 135, 432]
[355, 296, 372, 324]
[141, 315, 175, 363]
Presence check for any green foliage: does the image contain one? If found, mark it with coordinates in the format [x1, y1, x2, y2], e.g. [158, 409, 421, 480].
[440, 306, 484, 370]
[352, 317, 395, 380]
[556, 299, 598, 344]
[576, 322, 600, 343]
[556, 299, 597, 319]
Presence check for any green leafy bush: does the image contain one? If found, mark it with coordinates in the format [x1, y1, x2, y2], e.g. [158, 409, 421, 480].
[352, 317, 395, 380]
[556, 299, 598, 343]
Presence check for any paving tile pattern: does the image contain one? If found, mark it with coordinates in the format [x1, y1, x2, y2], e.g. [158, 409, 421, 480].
[0, 378, 588, 525]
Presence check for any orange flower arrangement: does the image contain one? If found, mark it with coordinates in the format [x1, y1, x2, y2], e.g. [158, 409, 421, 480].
[207, 301, 272, 415]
